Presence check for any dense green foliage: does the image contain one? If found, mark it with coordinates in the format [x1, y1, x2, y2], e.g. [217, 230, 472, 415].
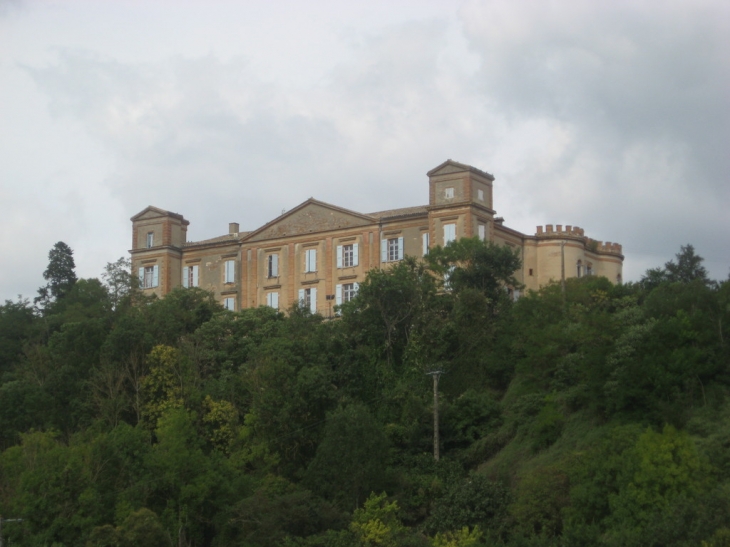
[1, 241, 730, 546]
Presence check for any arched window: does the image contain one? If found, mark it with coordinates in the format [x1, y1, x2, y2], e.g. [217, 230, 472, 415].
[576, 260, 583, 278]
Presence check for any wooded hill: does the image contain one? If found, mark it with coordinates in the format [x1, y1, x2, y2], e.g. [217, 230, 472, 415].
[1, 240, 729, 546]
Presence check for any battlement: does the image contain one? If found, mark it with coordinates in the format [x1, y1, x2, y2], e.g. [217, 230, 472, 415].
[536, 224, 585, 237]
[535, 225, 622, 255]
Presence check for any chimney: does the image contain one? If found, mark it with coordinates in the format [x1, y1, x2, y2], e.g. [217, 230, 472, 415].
[229, 222, 239, 234]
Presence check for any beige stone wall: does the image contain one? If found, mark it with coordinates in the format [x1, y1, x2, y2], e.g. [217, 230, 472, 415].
[132, 161, 623, 309]
[522, 240, 540, 292]
[179, 244, 240, 307]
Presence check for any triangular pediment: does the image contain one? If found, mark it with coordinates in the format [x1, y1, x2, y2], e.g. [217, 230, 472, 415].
[244, 199, 376, 242]
[427, 160, 494, 180]
[131, 206, 186, 222]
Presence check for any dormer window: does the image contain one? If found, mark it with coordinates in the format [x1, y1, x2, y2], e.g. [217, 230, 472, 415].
[444, 187, 454, 199]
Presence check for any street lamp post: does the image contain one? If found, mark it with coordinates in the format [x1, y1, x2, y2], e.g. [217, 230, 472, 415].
[426, 370, 444, 461]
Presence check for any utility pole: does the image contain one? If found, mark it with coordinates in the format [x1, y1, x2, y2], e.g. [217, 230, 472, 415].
[0, 516, 23, 547]
[426, 370, 444, 461]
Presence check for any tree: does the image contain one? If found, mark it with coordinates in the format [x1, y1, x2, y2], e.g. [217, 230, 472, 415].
[426, 237, 522, 302]
[0, 297, 37, 374]
[102, 257, 136, 310]
[641, 244, 710, 291]
[35, 241, 77, 309]
[341, 257, 436, 370]
[304, 402, 389, 510]
[665, 244, 709, 284]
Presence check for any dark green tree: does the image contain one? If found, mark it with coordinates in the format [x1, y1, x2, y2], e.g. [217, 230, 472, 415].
[340, 257, 436, 371]
[304, 402, 389, 510]
[102, 257, 136, 310]
[665, 244, 709, 284]
[641, 244, 710, 291]
[0, 297, 37, 374]
[35, 241, 77, 309]
[426, 237, 522, 301]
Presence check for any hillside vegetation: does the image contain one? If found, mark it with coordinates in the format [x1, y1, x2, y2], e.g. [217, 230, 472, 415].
[1, 241, 729, 546]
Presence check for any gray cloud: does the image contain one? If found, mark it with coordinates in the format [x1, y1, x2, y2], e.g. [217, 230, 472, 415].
[2, 1, 728, 301]
[459, 0, 730, 280]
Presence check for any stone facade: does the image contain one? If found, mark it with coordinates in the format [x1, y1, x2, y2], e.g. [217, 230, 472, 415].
[130, 160, 624, 313]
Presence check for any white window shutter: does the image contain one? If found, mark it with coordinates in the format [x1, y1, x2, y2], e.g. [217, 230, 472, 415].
[353, 282, 359, 293]
[299, 288, 305, 305]
[152, 265, 159, 287]
[353, 243, 359, 266]
[335, 284, 342, 306]
[478, 224, 485, 241]
[192, 265, 199, 287]
[381, 239, 387, 262]
[182, 266, 189, 288]
[336, 245, 343, 268]
[444, 224, 454, 244]
[272, 292, 279, 309]
[422, 233, 429, 256]
[138, 267, 144, 285]
[272, 254, 278, 277]
[310, 287, 317, 313]
[398, 237, 404, 260]
[305, 249, 316, 272]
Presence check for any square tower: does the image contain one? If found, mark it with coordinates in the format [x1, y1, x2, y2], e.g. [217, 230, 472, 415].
[130, 206, 189, 297]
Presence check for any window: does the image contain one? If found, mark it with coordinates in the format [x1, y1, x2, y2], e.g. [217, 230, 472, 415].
[224, 260, 235, 283]
[478, 224, 486, 241]
[138, 265, 159, 289]
[336, 282, 359, 305]
[586, 264, 593, 276]
[266, 292, 279, 309]
[576, 260, 583, 278]
[444, 223, 456, 245]
[529, 268, 534, 276]
[146, 232, 154, 248]
[444, 187, 454, 199]
[305, 249, 317, 272]
[381, 236, 404, 262]
[298, 287, 317, 313]
[422, 232, 430, 256]
[337, 243, 359, 268]
[223, 297, 235, 311]
[182, 265, 199, 288]
[267, 254, 279, 278]
[477, 189, 484, 201]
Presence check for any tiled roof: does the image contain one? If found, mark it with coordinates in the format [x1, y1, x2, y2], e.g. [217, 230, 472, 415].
[367, 205, 428, 220]
[183, 232, 249, 247]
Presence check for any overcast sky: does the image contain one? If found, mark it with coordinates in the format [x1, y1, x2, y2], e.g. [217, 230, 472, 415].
[1, 0, 728, 302]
